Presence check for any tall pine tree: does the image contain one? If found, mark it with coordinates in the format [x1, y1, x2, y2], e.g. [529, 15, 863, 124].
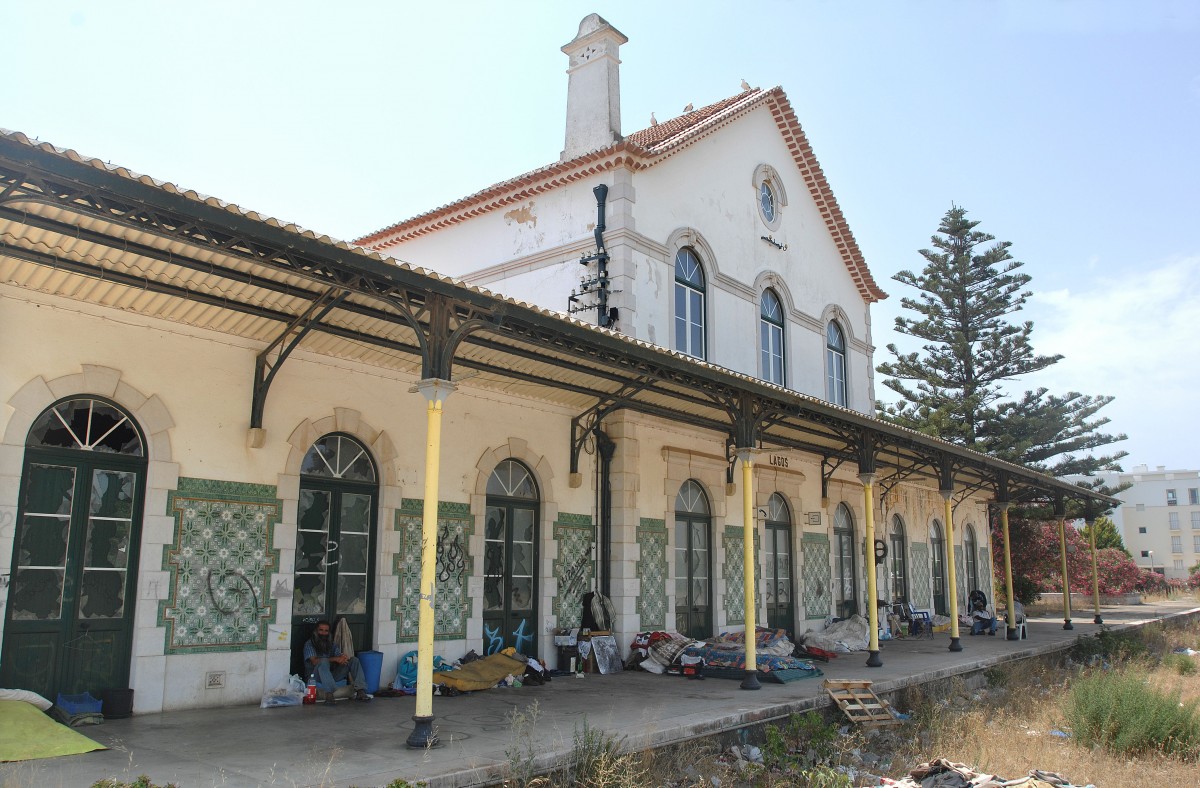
[877, 205, 1126, 477]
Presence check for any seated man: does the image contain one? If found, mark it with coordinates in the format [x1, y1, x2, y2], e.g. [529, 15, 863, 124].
[302, 620, 371, 703]
[968, 591, 998, 636]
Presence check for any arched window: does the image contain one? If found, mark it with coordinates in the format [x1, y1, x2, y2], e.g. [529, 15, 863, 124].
[826, 321, 847, 406]
[2, 398, 147, 700]
[889, 514, 908, 605]
[674, 248, 706, 359]
[760, 289, 785, 385]
[930, 520, 947, 616]
[674, 480, 711, 639]
[292, 433, 379, 673]
[764, 493, 793, 637]
[833, 503, 858, 619]
[963, 525, 980, 595]
[484, 459, 539, 655]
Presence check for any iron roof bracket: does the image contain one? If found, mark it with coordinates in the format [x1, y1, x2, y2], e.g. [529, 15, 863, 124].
[249, 288, 348, 432]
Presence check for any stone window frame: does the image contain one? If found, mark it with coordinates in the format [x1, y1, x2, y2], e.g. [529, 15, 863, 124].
[752, 163, 788, 232]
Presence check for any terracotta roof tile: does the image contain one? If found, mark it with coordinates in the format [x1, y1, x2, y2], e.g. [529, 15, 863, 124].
[354, 87, 886, 302]
[624, 89, 762, 150]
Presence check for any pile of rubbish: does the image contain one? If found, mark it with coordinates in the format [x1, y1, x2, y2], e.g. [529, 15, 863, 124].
[879, 759, 1096, 788]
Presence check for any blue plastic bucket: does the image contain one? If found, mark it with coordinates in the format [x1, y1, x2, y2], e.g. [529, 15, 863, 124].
[357, 650, 383, 694]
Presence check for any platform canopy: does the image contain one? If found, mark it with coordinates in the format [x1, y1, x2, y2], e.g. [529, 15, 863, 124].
[0, 129, 1116, 510]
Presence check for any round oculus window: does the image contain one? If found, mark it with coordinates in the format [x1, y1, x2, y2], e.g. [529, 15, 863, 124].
[759, 182, 776, 223]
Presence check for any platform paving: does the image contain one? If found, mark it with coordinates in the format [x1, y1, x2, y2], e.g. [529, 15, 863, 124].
[4, 599, 1197, 788]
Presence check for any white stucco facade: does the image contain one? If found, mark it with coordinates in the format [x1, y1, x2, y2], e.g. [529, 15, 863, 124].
[0, 14, 1003, 714]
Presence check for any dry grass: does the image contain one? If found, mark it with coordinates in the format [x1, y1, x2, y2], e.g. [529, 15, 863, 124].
[879, 618, 1200, 788]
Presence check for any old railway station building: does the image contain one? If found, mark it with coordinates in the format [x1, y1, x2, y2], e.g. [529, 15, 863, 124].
[0, 15, 1106, 714]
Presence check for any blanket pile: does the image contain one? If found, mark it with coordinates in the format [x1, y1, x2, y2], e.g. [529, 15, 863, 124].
[800, 614, 870, 653]
[630, 628, 822, 681]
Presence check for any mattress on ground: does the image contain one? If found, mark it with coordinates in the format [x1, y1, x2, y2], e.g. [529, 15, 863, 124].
[682, 628, 821, 679]
[0, 699, 106, 762]
[433, 653, 529, 692]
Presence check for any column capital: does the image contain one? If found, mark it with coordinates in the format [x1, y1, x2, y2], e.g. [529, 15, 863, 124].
[735, 447, 758, 463]
[996, 501, 1011, 512]
[940, 489, 953, 502]
[411, 378, 457, 403]
[858, 472, 877, 486]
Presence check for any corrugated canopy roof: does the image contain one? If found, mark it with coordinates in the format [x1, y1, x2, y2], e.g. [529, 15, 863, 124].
[0, 128, 1115, 508]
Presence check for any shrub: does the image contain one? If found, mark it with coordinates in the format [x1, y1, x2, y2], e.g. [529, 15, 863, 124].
[504, 701, 545, 788]
[1166, 653, 1198, 676]
[799, 765, 853, 787]
[565, 720, 643, 787]
[1070, 627, 1146, 665]
[763, 710, 839, 774]
[1065, 669, 1200, 758]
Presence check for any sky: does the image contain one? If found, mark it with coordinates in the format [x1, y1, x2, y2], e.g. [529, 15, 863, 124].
[3, 1, 1198, 472]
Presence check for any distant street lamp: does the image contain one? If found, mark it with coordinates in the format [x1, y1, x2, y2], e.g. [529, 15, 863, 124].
[1149, 549, 1156, 576]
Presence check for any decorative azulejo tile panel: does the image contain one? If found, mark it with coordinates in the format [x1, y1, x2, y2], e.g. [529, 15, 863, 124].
[979, 547, 991, 593]
[721, 526, 761, 626]
[159, 478, 281, 654]
[552, 513, 594, 628]
[636, 518, 667, 629]
[393, 499, 474, 642]
[802, 532, 831, 620]
[910, 542, 931, 609]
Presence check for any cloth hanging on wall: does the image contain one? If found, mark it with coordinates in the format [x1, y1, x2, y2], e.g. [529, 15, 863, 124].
[334, 617, 355, 656]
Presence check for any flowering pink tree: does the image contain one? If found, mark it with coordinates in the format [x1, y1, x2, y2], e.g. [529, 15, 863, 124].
[991, 516, 1144, 602]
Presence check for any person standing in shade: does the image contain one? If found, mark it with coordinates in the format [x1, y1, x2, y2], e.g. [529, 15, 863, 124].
[302, 620, 372, 703]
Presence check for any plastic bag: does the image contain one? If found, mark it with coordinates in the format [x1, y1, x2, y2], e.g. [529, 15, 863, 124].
[260, 673, 306, 708]
[394, 650, 418, 689]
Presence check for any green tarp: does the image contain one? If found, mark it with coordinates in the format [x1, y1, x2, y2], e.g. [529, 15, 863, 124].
[0, 700, 106, 762]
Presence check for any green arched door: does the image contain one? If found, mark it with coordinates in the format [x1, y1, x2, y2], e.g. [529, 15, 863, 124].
[931, 521, 948, 617]
[483, 460, 539, 655]
[1, 398, 146, 700]
[833, 503, 858, 619]
[290, 434, 378, 674]
[674, 480, 712, 640]
[764, 493, 794, 638]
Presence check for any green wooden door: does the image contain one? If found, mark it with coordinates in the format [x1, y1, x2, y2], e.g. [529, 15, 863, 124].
[833, 503, 858, 619]
[289, 434, 377, 674]
[931, 521, 948, 617]
[764, 494, 794, 639]
[1, 398, 145, 700]
[482, 460, 539, 656]
[673, 480, 712, 640]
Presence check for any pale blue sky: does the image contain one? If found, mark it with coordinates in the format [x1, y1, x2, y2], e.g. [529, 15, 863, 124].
[4, 1, 1198, 470]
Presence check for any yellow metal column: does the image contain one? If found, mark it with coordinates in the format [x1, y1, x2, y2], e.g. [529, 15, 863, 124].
[739, 449, 761, 690]
[1058, 515, 1074, 630]
[943, 492, 962, 652]
[1088, 518, 1103, 625]
[406, 379, 455, 749]
[860, 473, 882, 667]
[999, 503, 1018, 640]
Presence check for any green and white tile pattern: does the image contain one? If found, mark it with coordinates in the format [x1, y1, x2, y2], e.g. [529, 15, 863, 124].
[159, 478, 281, 654]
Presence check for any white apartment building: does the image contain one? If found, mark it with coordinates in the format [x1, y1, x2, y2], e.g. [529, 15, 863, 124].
[1087, 465, 1200, 580]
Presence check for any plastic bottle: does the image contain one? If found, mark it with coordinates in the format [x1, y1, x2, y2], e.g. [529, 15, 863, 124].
[304, 672, 317, 705]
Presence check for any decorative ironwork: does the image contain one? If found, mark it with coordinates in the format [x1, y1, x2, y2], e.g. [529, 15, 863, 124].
[251, 289, 348, 429]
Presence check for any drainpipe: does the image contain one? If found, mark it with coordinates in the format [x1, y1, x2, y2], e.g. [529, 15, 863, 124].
[592, 184, 616, 328]
[595, 426, 615, 597]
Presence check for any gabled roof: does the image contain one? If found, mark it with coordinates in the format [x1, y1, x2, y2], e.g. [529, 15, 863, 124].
[356, 87, 887, 303]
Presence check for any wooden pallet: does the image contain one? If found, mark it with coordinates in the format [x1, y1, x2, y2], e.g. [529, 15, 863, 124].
[822, 679, 901, 728]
